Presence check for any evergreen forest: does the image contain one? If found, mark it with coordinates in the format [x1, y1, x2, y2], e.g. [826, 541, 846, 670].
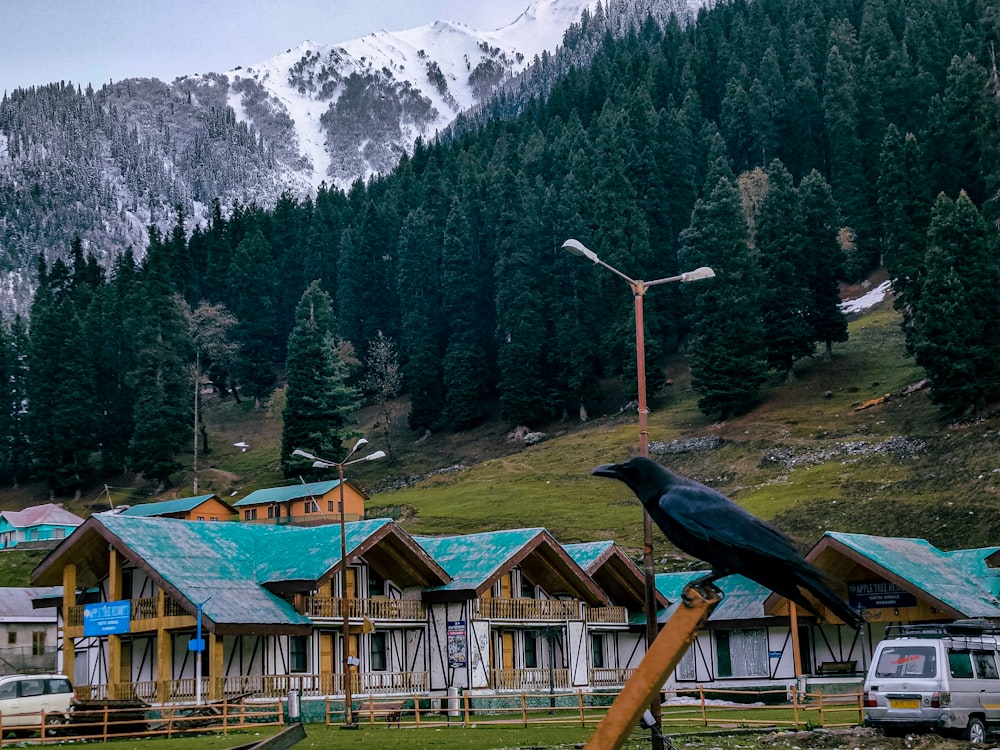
[1, 0, 999, 496]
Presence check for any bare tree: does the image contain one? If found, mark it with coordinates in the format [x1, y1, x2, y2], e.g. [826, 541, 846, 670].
[184, 298, 238, 492]
[361, 331, 401, 463]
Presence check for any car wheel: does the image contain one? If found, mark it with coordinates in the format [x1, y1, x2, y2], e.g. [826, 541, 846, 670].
[967, 716, 987, 744]
[46, 713, 69, 735]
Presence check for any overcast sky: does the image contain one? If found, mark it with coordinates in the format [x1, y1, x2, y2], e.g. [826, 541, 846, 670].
[1, 1, 530, 95]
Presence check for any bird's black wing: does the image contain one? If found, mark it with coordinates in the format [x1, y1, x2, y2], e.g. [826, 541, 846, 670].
[657, 482, 801, 562]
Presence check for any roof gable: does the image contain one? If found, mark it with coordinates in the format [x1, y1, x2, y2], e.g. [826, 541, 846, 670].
[657, 572, 771, 623]
[233, 480, 343, 506]
[119, 495, 232, 517]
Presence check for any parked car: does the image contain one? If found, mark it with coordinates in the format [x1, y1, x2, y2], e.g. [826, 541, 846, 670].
[0, 673, 75, 735]
[864, 620, 1000, 743]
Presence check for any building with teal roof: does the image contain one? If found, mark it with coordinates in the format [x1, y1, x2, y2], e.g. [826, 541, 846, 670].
[27, 505, 1000, 703]
[232, 479, 369, 526]
[117, 494, 236, 522]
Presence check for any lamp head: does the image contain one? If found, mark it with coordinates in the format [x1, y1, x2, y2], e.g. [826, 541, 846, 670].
[561, 238, 599, 262]
[680, 266, 716, 283]
[291, 449, 318, 461]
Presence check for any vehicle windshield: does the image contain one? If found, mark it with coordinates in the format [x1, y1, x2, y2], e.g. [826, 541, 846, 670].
[875, 645, 937, 678]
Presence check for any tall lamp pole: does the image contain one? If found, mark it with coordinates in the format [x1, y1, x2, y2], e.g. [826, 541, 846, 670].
[562, 239, 714, 744]
[292, 440, 385, 728]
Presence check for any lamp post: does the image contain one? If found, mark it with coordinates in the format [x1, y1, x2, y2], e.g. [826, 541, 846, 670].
[292, 440, 385, 728]
[562, 238, 714, 745]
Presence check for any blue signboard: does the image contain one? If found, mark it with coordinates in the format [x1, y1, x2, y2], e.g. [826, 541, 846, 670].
[83, 600, 131, 636]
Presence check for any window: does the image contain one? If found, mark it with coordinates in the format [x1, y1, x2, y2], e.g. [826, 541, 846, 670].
[304, 500, 318, 514]
[7, 632, 15, 645]
[53, 528, 64, 539]
[244, 509, 257, 520]
[328, 501, 335, 512]
[290, 636, 307, 672]
[524, 633, 538, 668]
[875, 645, 937, 678]
[520, 575, 535, 598]
[591, 634, 605, 669]
[368, 568, 385, 596]
[370, 632, 387, 671]
[267, 505, 280, 519]
[715, 629, 768, 678]
[197, 516, 205, 521]
[32, 632, 45, 656]
[0, 682, 15, 700]
[974, 651, 999, 679]
[677, 645, 697, 681]
[950, 651, 974, 678]
[21, 678, 44, 697]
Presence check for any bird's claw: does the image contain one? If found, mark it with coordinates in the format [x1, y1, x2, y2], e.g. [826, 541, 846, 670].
[681, 582, 724, 607]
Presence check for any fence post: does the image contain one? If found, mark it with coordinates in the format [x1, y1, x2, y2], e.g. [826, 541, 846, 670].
[368, 694, 375, 726]
[521, 691, 528, 727]
[792, 684, 801, 729]
[817, 690, 824, 727]
[464, 691, 471, 727]
[857, 689, 864, 726]
[578, 689, 585, 726]
[699, 685, 708, 726]
[414, 692, 421, 727]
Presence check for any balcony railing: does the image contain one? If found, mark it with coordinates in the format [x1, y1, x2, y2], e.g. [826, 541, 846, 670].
[78, 670, 429, 703]
[491, 667, 570, 691]
[240, 513, 362, 526]
[304, 597, 426, 620]
[589, 667, 636, 687]
[475, 598, 583, 621]
[66, 596, 192, 631]
[587, 606, 629, 624]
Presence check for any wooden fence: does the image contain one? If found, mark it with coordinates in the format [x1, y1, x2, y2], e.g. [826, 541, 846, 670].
[323, 686, 864, 730]
[0, 699, 283, 745]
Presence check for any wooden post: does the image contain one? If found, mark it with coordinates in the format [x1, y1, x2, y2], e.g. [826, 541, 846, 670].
[107, 549, 122, 696]
[414, 691, 421, 726]
[464, 691, 471, 727]
[584, 586, 719, 750]
[579, 689, 585, 726]
[62, 564, 76, 680]
[699, 684, 708, 726]
[521, 691, 528, 727]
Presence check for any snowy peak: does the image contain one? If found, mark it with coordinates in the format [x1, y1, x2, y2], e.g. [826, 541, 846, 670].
[212, 0, 599, 188]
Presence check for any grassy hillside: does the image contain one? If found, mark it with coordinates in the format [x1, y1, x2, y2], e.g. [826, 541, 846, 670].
[4, 289, 1000, 587]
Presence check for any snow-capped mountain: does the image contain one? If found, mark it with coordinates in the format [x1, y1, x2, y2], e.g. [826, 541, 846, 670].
[209, 0, 600, 189]
[0, 0, 704, 315]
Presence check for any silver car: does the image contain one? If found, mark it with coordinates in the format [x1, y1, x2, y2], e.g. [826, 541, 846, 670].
[0, 674, 75, 736]
[864, 622, 1000, 744]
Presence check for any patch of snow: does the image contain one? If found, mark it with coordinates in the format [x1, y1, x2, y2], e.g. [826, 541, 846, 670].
[840, 280, 892, 314]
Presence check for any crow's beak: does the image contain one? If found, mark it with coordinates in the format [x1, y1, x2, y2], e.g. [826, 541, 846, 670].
[591, 463, 622, 478]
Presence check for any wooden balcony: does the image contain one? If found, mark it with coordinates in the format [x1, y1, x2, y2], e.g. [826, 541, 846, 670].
[304, 597, 426, 620]
[589, 667, 636, 687]
[77, 670, 428, 703]
[65, 596, 193, 637]
[587, 606, 629, 624]
[491, 667, 570, 691]
[475, 597, 583, 621]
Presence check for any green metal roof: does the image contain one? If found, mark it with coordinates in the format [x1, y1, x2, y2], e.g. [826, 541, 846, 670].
[414, 528, 544, 592]
[655, 572, 770, 624]
[233, 480, 341, 507]
[563, 541, 615, 572]
[826, 531, 1000, 618]
[119, 495, 221, 517]
[95, 515, 391, 627]
[944, 547, 1000, 598]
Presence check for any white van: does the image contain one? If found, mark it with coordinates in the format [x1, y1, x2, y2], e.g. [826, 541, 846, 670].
[0, 674, 75, 734]
[864, 621, 1000, 743]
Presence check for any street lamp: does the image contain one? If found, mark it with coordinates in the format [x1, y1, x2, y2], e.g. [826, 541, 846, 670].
[291, 440, 385, 728]
[562, 238, 714, 745]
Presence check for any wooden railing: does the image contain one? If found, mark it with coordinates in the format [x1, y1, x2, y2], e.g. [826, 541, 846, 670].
[587, 606, 628, 624]
[491, 667, 570, 690]
[240, 513, 362, 526]
[305, 597, 425, 620]
[476, 598, 583, 621]
[589, 667, 636, 686]
[66, 596, 191, 630]
[78, 670, 429, 702]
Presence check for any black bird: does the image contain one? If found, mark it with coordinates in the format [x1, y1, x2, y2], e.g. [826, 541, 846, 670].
[593, 457, 861, 628]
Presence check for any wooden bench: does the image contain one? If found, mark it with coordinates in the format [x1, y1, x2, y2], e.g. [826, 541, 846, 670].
[817, 660, 857, 676]
[364, 698, 407, 728]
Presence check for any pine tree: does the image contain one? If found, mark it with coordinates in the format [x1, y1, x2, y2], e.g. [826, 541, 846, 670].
[679, 167, 767, 419]
[911, 192, 1000, 415]
[128, 237, 193, 487]
[281, 281, 358, 476]
[798, 169, 848, 359]
[755, 160, 815, 381]
[230, 229, 279, 407]
[397, 208, 445, 431]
